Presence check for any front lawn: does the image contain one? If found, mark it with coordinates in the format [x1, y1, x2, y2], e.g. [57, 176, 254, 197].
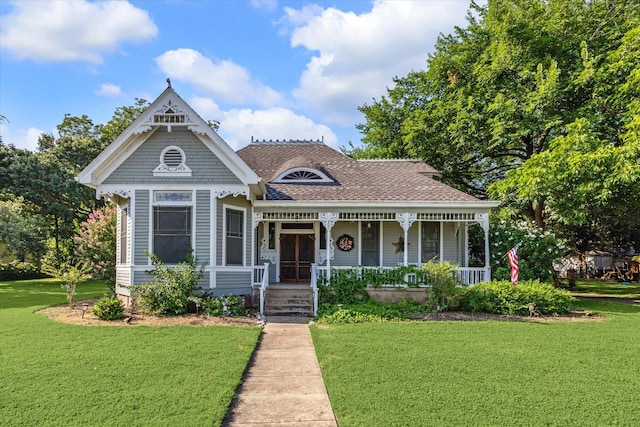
[311, 300, 640, 426]
[571, 279, 640, 298]
[0, 279, 261, 426]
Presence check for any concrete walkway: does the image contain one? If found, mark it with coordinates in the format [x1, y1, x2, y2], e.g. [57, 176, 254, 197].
[223, 317, 337, 426]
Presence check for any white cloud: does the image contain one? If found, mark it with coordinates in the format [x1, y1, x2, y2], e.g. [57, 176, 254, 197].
[155, 49, 282, 107]
[189, 96, 336, 150]
[0, 124, 45, 152]
[283, 0, 471, 125]
[0, 0, 157, 63]
[96, 83, 123, 97]
[251, 0, 278, 12]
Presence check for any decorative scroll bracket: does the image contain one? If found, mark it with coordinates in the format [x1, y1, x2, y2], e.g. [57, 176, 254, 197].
[396, 212, 417, 232]
[319, 212, 339, 230]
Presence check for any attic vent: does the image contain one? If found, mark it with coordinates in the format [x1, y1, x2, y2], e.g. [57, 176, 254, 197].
[154, 114, 186, 124]
[153, 146, 192, 177]
[273, 167, 333, 183]
[163, 148, 183, 167]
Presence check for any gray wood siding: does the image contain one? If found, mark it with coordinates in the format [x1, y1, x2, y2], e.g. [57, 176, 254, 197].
[214, 271, 252, 295]
[331, 222, 359, 266]
[134, 270, 153, 284]
[442, 222, 459, 263]
[383, 222, 405, 267]
[134, 190, 150, 265]
[115, 267, 131, 286]
[195, 190, 211, 266]
[103, 127, 242, 185]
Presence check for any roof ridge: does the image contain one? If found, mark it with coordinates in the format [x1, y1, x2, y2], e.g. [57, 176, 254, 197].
[250, 137, 324, 144]
[357, 158, 423, 162]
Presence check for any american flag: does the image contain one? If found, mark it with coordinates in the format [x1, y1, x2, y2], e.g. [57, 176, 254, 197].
[506, 243, 522, 284]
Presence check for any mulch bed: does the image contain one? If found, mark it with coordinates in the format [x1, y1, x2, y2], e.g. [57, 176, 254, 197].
[38, 298, 262, 327]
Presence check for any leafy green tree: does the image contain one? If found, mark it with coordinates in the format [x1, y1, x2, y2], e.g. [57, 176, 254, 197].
[100, 99, 149, 145]
[0, 199, 47, 263]
[74, 206, 117, 292]
[355, 0, 639, 251]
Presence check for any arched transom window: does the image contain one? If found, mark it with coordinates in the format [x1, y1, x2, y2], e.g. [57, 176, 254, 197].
[273, 167, 333, 183]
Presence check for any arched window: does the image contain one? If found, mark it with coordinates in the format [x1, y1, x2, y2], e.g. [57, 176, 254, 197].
[273, 167, 332, 183]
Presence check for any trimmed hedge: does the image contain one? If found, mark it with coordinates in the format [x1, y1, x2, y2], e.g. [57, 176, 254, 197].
[0, 262, 48, 281]
[458, 280, 575, 316]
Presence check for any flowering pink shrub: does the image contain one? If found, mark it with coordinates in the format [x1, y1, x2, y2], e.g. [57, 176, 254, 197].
[74, 206, 116, 291]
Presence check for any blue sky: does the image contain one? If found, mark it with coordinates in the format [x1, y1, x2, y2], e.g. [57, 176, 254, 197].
[0, 0, 474, 152]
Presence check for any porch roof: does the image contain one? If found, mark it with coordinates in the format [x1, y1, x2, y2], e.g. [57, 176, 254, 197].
[237, 141, 483, 203]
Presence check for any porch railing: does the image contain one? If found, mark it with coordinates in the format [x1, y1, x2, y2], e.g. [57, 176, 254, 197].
[253, 263, 270, 316]
[314, 265, 488, 286]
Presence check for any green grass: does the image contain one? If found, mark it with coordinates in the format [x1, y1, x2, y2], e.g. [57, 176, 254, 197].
[311, 300, 640, 426]
[0, 279, 261, 426]
[571, 279, 640, 298]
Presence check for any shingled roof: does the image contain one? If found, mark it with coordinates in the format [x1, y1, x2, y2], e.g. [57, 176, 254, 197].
[236, 140, 480, 203]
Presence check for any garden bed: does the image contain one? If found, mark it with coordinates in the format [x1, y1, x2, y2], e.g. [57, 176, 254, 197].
[38, 298, 261, 327]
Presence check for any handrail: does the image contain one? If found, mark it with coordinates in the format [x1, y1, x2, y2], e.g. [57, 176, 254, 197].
[310, 263, 318, 316]
[259, 262, 269, 316]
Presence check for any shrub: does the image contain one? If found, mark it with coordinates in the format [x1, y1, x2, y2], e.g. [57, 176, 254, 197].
[199, 295, 247, 316]
[92, 295, 125, 320]
[131, 252, 205, 316]
[318, 269, 370, 304]
[422, 261, 462, 311]
[315, 308, 391, 324]
[0, 262, 48, 281]
[317, 300, 429, 322]
[458, 280, 575, 316]
[488, 216, 566, 282]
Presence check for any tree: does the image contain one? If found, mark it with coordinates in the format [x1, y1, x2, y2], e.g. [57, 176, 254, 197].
[355, 0, 639, 251]
[0, 199, 47, 263]
[74, 206, 117, 292]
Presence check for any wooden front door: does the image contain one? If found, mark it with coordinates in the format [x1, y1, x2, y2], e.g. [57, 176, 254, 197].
[280, 234, 314, 283]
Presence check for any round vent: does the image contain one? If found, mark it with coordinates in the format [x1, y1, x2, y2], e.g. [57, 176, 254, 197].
[163, 148, 183, 168]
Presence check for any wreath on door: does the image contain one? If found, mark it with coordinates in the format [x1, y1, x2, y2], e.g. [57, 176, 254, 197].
[337, 234, 354, 252]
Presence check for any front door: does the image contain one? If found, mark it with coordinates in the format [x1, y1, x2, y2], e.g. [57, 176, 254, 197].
[280, 234, 314, 282]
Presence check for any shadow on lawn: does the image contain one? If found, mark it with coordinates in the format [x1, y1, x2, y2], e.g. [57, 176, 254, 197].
[0, 279, 108, 310]
[574, 297, 640, 314]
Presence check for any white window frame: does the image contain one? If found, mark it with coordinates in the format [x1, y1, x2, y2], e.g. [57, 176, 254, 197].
[117, 203, 130, 266]
[150, 191, 194, 264]
[222, 204, 247, 267]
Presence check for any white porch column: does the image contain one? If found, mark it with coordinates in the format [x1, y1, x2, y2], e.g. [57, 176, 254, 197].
[477, 213, 491, 280]
[319, 212, 338, 280]
[396, 213, 417, 266]
[252, 212, 263, 267]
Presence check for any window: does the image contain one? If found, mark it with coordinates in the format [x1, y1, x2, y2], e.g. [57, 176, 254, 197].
[268, 222, 276, 250]
[119, 206, 128, 264]
[273, 168, 333, 183]
[361, 221, 380, 266]
[421, 222, 440, 263]
[225, 208, 244, 265]
[153, 206, 192, 264]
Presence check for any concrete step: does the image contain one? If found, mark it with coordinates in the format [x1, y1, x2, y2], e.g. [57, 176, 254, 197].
[265, 287, 314, 316]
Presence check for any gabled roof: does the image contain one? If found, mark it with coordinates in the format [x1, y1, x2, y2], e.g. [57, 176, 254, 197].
[236, 140, 484, 204]
[77, 87, 262, 190]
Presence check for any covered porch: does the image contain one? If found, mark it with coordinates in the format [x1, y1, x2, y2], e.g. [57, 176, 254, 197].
[251, 208, 495, 315]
